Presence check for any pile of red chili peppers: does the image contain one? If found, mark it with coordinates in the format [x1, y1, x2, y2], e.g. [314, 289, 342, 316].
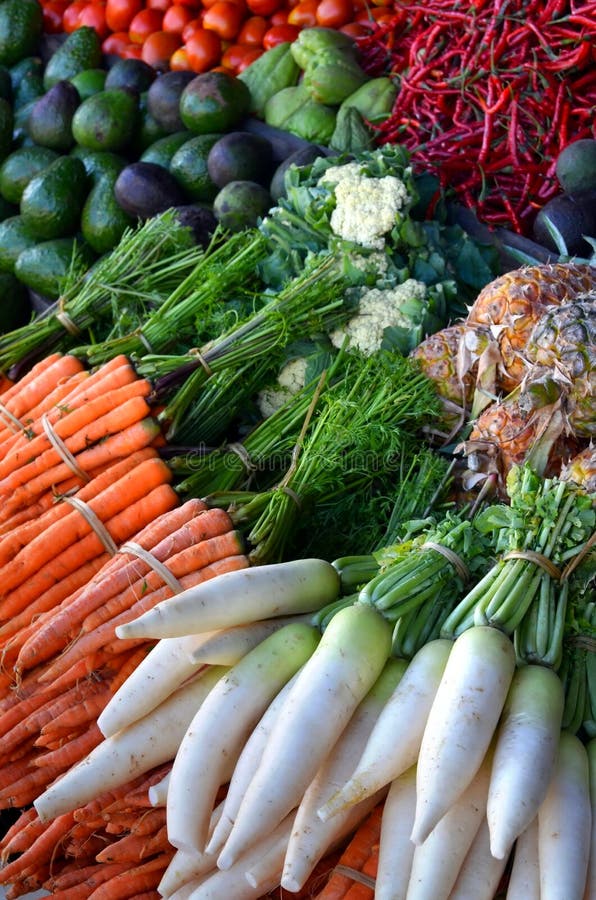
[357, 0, 596, 234]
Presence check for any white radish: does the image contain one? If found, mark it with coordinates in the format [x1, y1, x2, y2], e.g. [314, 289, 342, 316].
[33, 665, 228, 822]
[98, 634, 219, 738]
[188, 614, 313, 665]
[167, 622, 320, 853]
[585, 738, 596, 900]
[506, 817, 540, 900]
[538, 730, 591, 900]
[216, 602, 393, 870]
[281, 657, 407, 893]
[449, 816, 509, 899]
[411, 625, 516, 845]
[115, 558, 340, 640]
[167, 877, 209, 899]
[318, 639, 452, 822]
[149, 770, 171, 807]
[405, 750, 492, 900]
[159, 804, 224, 897]
[375, 766, 417, 900]
[487, 663, 564, 859]
[205, 669, 303, 856]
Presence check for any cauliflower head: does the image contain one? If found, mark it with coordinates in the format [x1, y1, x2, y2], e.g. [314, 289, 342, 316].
[257, 357, 309, 418]
[319, 162, 410, 250]
[330, 280, 428, 356]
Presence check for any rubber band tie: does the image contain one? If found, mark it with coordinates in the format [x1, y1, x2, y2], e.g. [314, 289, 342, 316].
[503, 549, 562, 580]
[41, 413, 90, 483]
[118, 541, 184, 594]
[422, 540, 471, 582]
[62, 496, 118, 556]
[0, 402, 25, 433]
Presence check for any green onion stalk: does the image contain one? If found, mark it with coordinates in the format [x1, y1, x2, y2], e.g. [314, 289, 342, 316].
[559, 598, 596, 738]
[72, 228, 268, 367]
[0, 211, 202, 378]
[440, 464, 596, 668]
[217, 351, 441, 566]
[138, 253, 354, 441]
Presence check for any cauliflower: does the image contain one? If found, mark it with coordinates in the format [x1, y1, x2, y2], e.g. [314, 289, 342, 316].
[319, 163, 410, 249]
[330, 280, 428, 356]
[257, 357, 309, 418]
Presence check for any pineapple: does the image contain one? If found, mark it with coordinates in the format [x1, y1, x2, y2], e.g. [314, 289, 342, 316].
[560, 445, 596, 494]
[466, 262, 595, 392]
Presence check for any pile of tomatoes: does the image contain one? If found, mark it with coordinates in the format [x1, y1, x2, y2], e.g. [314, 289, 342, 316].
[38, 0, 394, 74]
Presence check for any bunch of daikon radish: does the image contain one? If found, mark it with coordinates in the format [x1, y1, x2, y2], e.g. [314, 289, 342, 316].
[29, 553, 595, 900]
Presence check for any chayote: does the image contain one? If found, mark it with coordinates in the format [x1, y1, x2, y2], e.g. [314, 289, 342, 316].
[340, 76, 398, 124]
[302, 54, 370, 106]
[264, 85, 337, 145]
[238, 42, 301, 118]
[329, 106, 373, 153]
[289, 27, 358, 70]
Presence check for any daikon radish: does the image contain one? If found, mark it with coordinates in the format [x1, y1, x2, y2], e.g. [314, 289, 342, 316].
[506, 818, 540, 900]
[538, 730, 591, 900]
[585, 738, 596, 900]
[167, 622, 320, 852]
[115, 559, 340, 639]
[188, 614, 313, 665]
[449, 816, 509, 899]
[411, 625, 515, 845]
[149, 770, 171, 807]
[375, 766, 418, 900]
[281, 658, 407, 892]
[159, 805, 224, 898]
[487, 664, 564, 859]
[319, 639, 452, 822]
[34, 666, 229, 822]
[405, 750, 492, 900]
[216, 602, 392, 870]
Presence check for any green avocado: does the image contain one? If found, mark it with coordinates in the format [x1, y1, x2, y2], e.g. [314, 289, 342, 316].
[0, 0, 43, 68]
[10, 56, 45, 110]
[81, 171, 135, 254]
[0, 145, 59, 204]
[71, 88, 140, 153]
[140, 131, 194, 168]
[70, 146, 127, 185]
[27, 80, 81, 152]
[15, 235, 95, 300]
[43, 27, 103, 91]
[0, 215, 39, 273]
[20, 155, 89, 240]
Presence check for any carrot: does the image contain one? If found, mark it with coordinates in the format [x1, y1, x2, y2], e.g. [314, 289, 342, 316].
[0, 806, 41, 859]
[1, 417, 163, 516]
[0, 455, 173, 597]
[86, 854, 171, 900]
[95, 828, 165, 864]
[0, 355, 85, 426]
[46, 863, 132, 900]
[37, 688, 112, 742]
[32, 723, 104, 770]
[37, 557, 249, 684]
[0, 353, 62, 406]
[0, 811, 75, 883]
[81, 528, 243, 634]
[314, 804, 383, 899]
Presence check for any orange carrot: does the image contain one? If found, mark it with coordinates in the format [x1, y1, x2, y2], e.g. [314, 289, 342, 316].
[0, 806, 41, 860]
[0, 811, 75, 882]
[0, 354, 63, 407]
[0, 355, 84, 429]
[94, 830, 161, 864]
[46, 862, 131, 897]
[314, 805, 383, 899]
[4, 483, 179, 632]
[32, 722, 104, 769]
[87, 853, 171, 900]
[37, 685, 112, 739]
[37, 556, 249, 684]
[129, 807, 167, 837]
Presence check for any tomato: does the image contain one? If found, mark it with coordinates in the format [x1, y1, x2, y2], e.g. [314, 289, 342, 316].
[182, 16, 205, 40]
[262, 22, 300, 47]
[175, 0, 201, 7]
[339, 20, 372, 36]
[102, 30, 131, 54]
[128, 7, 164, 41]
[62, 0, 90, 32]
[141, 29, 182, 67]
[237, 14, 268, 44]
[202, 1, 245, 41]
[184, 27, 222, 71]
[42, 0, 69, 33]
[105, 0, 142, 31]
[315, 0, 353, 28]
[287, 0, 318, 27]
[169, 46, 192, 69]
[162, 3, 195, 32]
[146, 0, 173, 10]
[354, 5, 392, 22]
[78, 2, 110, 38]
[269, 8, 289, 24]
[221, 41, 260, 70]
[245, 0, 282, 16]
[234, 45, 263, 70]
[121, 41, 144, 57]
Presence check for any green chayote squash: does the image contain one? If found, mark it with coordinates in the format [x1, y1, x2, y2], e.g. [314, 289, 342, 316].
[264, 85, 337, 145]
[302, 52, 370, 106]
[329, 106, 373, 153]
[238, 42, 301, 118]
[340, 77, 398, 124]
[289, 27, 357, 70]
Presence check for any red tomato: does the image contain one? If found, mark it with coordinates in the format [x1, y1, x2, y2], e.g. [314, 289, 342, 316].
[339, 20, 372, 36]
[163, 3, 195, 32]
[102, 30, 131, 54]
[202, 1, 245, 41]
[287, 0, 318, 27]
[129, 7, 164, 41]
[175, 0, 201, 6]
[78, 2, 110, 39]
[121, 42, 144, 57]
[220, 41, 256, 70]
[169, 46, 192, 69]
[105, 0, 142, 31]
[62, 0, 90, 32]
[354, 5, 392, 22]
[269, 8, 289, 24]
[184, 28, 222, 71]
[146, 0, 173, 10]
[234, 45, 263, 70]
[237, 14, 268, 45]
[245, 0, 281, 16]
[182, 16, 205, 40]
[315, 0, 353, 27]
[42, 0, 70, 34]
[262, 22, 300, 47]
[141, 29, 182, 67]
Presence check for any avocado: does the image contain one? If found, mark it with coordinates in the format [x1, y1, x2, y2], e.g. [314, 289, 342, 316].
[0, 66, 12, 104]
[0, 97, 13, 163]
[70, 147, 127, 185]
[27, 80, 81, 152]
[213, 180, 273, 231]
[269, 145, 323, 202]
[10, 56, 45, 110]
[71, 89, 140, 153]
[170, 133, 222, 202]
[140, 131, 194, 168]
[20, 155, 89, 240]
[129, 92, 170, 157]
[0, 146, 59, 203]
[81, 171, 135, 253]
[69, 68, 107, 101]
[105, 58, 156, 94]
[0, 271, 31, 331]
[0, 0, 43, 68]
[532, 190, 596, 257]
[114, 161, 188, 219]
[555, 139, 596, 195]
[207, 131, 274, 189]
[172, 203, 218, 249]
[147, 71, 195, 134]
[15, 235, 95, 300]
[0, 215, 39, 273]
[179, 72, 251, 135]
[43, 27, 103, 91]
